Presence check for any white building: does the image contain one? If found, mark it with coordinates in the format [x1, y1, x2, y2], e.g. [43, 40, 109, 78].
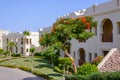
[2, 32, 40, 56]
[0, 30, 9, 48]
[55, 0, 120, 66]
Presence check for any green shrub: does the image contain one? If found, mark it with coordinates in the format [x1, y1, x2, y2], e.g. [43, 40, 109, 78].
[32, 70, 53, 80]
[77, 63, 98, 75]
[18, 66, 31, 72]
[92, 56, 103, 66]
[0, 64, 18, 68]
[65, 72, 120, 80]
[65, 75, 90, 80]
[54, 66, 63, 73]
[34, 52, 43, 56]
[12, 53, 21, 57]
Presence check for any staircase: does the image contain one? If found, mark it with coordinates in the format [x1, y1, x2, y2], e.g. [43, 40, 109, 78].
[97, 48, 120, 72]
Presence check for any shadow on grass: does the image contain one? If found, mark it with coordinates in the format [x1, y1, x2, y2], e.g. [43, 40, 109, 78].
[48, 73, 62, 77]
[23, 77, 45, 80]
[34, 64, 52, 69]
[24, 60, 30, 62]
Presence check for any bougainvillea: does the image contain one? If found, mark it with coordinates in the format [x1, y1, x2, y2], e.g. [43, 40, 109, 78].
[92, 56, 103, 66]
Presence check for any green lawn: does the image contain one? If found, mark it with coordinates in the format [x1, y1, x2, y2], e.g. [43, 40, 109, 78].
[0, 56, 62, 80]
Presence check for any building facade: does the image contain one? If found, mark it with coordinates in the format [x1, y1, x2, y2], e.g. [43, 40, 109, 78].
[55, 0, 120, 66]
[2, 32, 40, 56]
[0, 30, 9, 48]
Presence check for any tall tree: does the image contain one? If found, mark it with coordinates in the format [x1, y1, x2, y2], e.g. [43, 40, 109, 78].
[7, 42, 16, 59]
[40, 16, 97, 73]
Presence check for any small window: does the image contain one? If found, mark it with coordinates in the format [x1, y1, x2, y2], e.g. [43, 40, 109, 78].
[21, 38, 23, 44]
[21, 47, 23, 54]
[89, 53, 92, 62]
[95, 27, 97, 36]
[26, 48, 29, 52]
[16, 46, 18, 53]
[94, 53, 97, 58]
[117, 22, 120, 34]
[27, 39, 29, 44]
[73, 51, 76, 59]
[30, 39, 32, 44]
[117, 0, 119, 6]
[6, 38, 9, 44]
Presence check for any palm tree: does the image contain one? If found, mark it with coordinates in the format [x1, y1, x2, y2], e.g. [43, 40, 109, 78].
[23, 30, 31, 44]
[7, 42, 16, 59]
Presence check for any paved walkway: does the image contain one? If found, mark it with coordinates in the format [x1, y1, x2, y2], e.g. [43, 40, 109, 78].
[0, 67, 45, 80]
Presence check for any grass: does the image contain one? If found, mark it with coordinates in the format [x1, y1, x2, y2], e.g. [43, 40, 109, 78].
[0, 56, 62, 80]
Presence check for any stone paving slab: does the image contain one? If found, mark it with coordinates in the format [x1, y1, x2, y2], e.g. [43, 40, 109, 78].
[0, 67, 45, 80]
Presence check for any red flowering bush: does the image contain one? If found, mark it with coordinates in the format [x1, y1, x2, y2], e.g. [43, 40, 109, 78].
[92, 56, 103, 66]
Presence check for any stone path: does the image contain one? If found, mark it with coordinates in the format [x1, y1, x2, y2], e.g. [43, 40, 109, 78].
[0, 67, 46, 80]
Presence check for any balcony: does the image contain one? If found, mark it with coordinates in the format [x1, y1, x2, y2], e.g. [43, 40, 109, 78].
[102, 34, 113, 42]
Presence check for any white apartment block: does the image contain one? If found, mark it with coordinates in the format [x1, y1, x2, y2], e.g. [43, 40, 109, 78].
[0, 30, 9, 49]
[2, 32, 40, 56]
[68, 0, 120, 66]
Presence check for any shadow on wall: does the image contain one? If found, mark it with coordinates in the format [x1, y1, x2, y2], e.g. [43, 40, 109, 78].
[23, 77, 45, 80]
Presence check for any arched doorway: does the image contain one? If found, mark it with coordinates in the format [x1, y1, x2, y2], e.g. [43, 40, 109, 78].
[78, 48, 86, 66]
[101, 19, 113, 42]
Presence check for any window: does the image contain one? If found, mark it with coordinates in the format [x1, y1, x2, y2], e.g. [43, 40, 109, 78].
[21, 47, 23, 54]
[26, 48, 29, 52]
[117, 0, 119, 6]
[89, 53, 92, 62]
[117, 22, 120, 34]
[21, 38, 23, 44]
[6, 46, 8, 50]
[6, 38, 9, 44]
[95, 27, 97, 36]
[73, 51, 76, 59]
[103, 51, 109, 57]
[16, 46, 18, 53]
[94, 53, 97, 58]
[27, 39, 29, 44]
[30, 39, 32, 44]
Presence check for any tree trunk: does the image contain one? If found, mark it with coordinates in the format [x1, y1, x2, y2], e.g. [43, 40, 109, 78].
[64, 49, 77, 73]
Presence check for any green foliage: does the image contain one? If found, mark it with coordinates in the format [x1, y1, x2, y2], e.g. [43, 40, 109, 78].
[54, 66, 63, 73]
[0, 49, 4, 54]
[39, 16, 98, 73]
[65, 75, 90, 80]
[18, 66, 31, 72]
[23, 30, 30, 36]
[41, 42, 62, 66]
[29, 48, 35, 56]
[12, 53, 21, 57]
[58, 57, 72, 66]
[34, 52, 43, 56]
[65, 72, 120, 80]
[4, 50, 10, 55]
[32, 70, 53, 80]
[77, 63, 98, 75]
[92, 56, 103, 66]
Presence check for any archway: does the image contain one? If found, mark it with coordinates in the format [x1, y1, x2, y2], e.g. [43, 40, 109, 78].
[78, 48, 86, 66]
[101, 19, 113, 42]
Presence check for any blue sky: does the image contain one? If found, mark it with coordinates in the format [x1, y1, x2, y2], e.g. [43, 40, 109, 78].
[0, 0, 110, 32]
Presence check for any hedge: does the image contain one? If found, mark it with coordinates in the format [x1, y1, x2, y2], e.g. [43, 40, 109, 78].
[65, 72, 120, 80]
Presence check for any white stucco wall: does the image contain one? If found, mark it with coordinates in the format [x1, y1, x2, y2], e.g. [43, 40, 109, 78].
[59, 0, 120, 66]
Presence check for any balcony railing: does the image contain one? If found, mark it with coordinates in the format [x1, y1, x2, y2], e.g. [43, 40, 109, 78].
[102, 34, 113, 42]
